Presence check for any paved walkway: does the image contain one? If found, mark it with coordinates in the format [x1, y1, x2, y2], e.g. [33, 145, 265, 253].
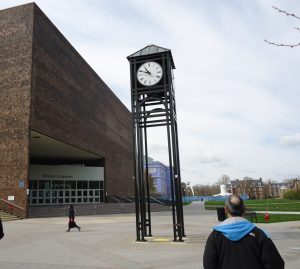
[0, 202, 300, 268]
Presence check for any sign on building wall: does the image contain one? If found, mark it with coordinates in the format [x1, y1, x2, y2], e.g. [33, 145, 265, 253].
[29, 165, 104, 181]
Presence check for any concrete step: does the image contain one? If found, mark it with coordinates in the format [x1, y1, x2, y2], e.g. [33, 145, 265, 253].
[29, 203, 171, 218]
[0, 210, 21, 222]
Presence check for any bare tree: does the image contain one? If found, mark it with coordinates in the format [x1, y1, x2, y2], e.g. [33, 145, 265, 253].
[192, 184, 219, 196]
[265, 6, 300, 48]
[243, 176, 254, 181]
[283, 178, 295, 184]
[264, 178, 277, 183]
[217, 175, 230, 185]
[145, 172, 156, 194]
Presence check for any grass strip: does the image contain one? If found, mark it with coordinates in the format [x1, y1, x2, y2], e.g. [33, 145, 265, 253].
[205, 199, 300, 212]
[248, 213, 300, 224]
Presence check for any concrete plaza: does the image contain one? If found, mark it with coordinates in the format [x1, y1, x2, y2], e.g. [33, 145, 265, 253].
[0, 202, 300, 269]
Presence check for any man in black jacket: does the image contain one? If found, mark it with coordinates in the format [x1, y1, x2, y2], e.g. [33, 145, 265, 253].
[203, 195, 284, 269]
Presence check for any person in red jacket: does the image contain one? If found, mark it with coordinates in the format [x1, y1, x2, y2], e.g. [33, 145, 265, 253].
[66, 204, 81, 232]
[203, 195, 284, 269]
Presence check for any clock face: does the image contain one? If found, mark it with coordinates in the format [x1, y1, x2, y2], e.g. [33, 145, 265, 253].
[137, 61, 163, 86]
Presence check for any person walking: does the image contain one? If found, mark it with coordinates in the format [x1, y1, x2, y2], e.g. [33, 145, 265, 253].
[66, 204, 81, 232]
[203, 194, 284, 269]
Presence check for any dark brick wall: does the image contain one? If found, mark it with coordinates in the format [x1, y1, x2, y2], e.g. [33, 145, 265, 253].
[30, 5, 134, 197]
[0, 4, 34, 218]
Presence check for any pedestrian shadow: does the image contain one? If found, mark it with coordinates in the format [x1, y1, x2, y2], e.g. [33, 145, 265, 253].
[64, 229, 98, 233]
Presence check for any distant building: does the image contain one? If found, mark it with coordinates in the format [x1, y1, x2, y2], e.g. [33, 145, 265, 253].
[228, 178, 264, 199]
[147, 161, 171, 196]
[267, 182, 290, 198]
[227, 178, 299, 199]
[292, 179, 299, 190]
[266, 179, 299, 198]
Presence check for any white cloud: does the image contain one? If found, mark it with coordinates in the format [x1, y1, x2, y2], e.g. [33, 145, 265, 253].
[279, 133, 300, 146]
[1, 0, 300, 185]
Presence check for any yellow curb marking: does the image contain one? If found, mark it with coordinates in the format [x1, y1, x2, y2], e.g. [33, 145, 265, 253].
[151, 238, 171, 242]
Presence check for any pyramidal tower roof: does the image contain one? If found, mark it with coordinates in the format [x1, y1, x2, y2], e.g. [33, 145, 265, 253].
[127, 44, 175, 68]
[128, 44, 170, 58]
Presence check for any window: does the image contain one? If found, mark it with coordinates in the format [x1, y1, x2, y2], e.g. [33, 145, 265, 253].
[39, 180, 51, 190]
[30, 181, 38, 190]
[52, 181, 64, 189]
[149, 167, 156, 174]
[89, 181, 100, 189]
[77, 181, 88, 189]
[65, 181, 76, 189]
[29, 179, 103, 205]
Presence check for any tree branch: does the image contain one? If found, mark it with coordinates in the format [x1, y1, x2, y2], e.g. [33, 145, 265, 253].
[265, 7, 300, 48]
[272, 6, 300, 20]
[264, 39, 300, 48]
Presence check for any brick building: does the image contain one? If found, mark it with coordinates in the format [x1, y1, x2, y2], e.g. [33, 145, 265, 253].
[227, 178, 299, 199]
[0, 3, 134, 218]
[228, 178, 264, 199]
[266, 182, 290, 198]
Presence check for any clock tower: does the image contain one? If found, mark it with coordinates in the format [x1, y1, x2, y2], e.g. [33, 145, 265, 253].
[127, 45, 185, 242]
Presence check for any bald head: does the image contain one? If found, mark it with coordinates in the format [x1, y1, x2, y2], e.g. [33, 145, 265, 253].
[225, 195, 245, 217]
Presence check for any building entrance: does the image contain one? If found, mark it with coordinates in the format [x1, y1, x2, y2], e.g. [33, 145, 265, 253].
[29, 165, 104, 205]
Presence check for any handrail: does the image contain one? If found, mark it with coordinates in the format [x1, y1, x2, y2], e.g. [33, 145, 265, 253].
[111, 196, 122, 203]
[0, 198, 24, 210]
[149, 196, 165, 205]
[121, 196, 134, 203]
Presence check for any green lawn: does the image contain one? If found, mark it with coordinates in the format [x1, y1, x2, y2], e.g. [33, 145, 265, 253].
[205, 199, 300, 223]
[205, 199, 300, 212]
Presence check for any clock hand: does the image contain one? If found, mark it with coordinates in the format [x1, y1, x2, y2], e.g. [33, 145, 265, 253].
[144, 67, 151, 74]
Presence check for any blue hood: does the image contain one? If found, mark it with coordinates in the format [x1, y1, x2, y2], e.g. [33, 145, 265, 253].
[213, 218, 255, 241]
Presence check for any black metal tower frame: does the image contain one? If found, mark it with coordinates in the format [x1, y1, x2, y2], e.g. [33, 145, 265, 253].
[127, 46, 185, 242]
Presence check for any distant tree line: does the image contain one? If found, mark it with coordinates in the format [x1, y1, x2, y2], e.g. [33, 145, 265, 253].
[185, 184, 219, 196]
[283, 189, 300, 200]
[185, 174, 300, 197]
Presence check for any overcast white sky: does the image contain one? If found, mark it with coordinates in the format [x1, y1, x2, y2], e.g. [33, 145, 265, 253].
[1, 0, 300, 185]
